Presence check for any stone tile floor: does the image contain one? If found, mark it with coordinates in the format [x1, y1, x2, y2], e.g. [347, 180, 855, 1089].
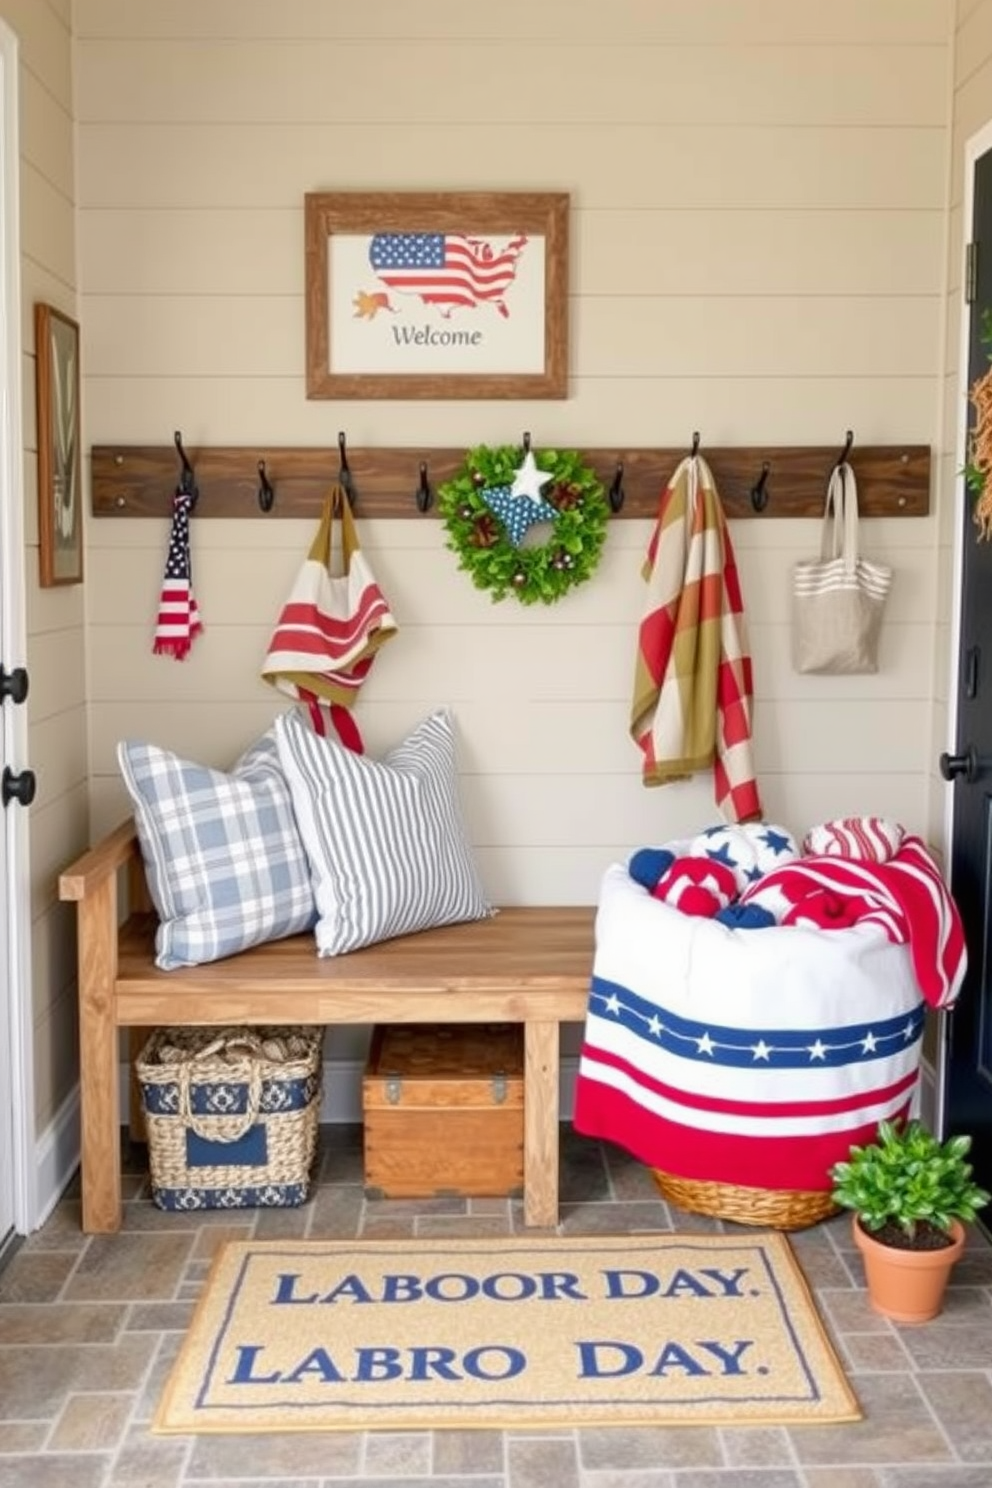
[1, 1124, 991, 1487]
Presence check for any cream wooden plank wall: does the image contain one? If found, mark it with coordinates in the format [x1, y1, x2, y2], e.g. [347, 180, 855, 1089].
[0, 0, 87, 1135]
[74, 2, 953, 928]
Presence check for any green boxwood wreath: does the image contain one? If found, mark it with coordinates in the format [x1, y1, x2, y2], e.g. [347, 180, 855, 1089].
[437, 444, 610, 605]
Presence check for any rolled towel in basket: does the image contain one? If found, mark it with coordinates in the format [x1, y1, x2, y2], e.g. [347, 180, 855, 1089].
[803, 815, 904, 862]
[652, 856, 737, 918]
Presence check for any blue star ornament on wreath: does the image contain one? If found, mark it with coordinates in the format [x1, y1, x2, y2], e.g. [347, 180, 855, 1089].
[437, 444, 610, 604]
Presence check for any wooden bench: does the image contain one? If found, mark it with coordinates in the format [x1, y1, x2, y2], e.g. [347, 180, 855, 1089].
[59, 820, 595, 1235]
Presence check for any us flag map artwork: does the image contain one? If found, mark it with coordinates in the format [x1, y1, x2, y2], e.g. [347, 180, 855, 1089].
[353, 231, 529, 321]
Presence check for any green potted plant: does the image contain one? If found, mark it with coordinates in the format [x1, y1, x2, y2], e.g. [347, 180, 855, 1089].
[829, 1118, 990, 1324]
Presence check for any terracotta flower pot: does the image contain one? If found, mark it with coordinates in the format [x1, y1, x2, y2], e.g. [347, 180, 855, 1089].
[852, 1216, 965, 1324]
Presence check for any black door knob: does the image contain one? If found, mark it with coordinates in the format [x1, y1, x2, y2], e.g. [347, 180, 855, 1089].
[2, 766, 36, 807]
[939, 747, 979, 783]
[0, 665, 28, 705]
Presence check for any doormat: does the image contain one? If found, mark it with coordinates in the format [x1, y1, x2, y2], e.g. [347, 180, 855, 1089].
[154, 1233, 860, 1434]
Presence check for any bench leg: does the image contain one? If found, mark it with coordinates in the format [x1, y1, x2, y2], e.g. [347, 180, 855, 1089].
[78, 878, 122, 1233]
[523, 1020, 559, 1229]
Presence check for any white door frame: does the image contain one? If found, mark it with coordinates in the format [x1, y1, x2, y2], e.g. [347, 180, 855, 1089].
[0, 18, 35, 1235]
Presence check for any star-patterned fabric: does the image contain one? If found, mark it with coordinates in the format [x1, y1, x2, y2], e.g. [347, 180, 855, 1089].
[480, 483, 559, 548]
[626, 823, 798, 901]
[572, 861, 940, 1193]
[153, 489, 202, 660]
[689, 822, 800, 893]
[621, 824, 964, 1011]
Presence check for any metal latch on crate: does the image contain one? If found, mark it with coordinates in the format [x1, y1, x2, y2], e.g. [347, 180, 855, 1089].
[384, 1071, 509, 1104]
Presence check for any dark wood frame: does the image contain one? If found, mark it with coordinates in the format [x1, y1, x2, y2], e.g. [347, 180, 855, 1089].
[35, 302, 83, 586]
[304, 191, 569, 400]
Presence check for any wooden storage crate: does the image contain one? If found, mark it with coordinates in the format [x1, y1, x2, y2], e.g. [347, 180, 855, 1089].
[363, 1023, 524, 1198]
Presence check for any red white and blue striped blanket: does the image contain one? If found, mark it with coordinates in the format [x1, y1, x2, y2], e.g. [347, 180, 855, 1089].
[573, 851, 965, 1193]
[739, 835, 966, 1011]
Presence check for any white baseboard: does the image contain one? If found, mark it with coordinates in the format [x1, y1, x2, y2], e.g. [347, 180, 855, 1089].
[32, 1084, 81, 1231]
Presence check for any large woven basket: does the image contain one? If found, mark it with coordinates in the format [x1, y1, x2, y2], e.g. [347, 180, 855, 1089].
[651, 1169, 837, 1231]
[136, 1025, 323, 1212]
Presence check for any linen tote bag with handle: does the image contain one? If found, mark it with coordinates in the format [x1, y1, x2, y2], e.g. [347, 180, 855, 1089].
[792, 462, 892, 675]
[261, 484, 398, 751]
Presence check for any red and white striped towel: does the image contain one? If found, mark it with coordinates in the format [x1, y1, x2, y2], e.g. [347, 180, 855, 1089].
[803, 816, 904, 862]
[741, 836, 966, 1009]
[261, 488, 398, 752]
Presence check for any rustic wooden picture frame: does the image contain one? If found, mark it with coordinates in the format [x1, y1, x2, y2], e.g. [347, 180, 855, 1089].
[35, 302, 83, 586]
[304, 191, 569, 400]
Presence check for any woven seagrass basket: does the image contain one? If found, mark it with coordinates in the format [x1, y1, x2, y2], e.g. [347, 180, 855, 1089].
[651, 1169, 837, 1231]
[137, 1025, 323, 1211]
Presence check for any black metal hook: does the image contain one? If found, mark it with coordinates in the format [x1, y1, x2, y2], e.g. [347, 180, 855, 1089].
[749, 461, 771, 513]
[257, 459, 275, 513]
[173, 430, 198, 506]
[415, 460, 432, 513]
[337, 430, 355, 505]
[608, 460, 625, 514]
[522, 431, 531, 457]
[835, 429, 854, 469]
[690, 430, 700, 458]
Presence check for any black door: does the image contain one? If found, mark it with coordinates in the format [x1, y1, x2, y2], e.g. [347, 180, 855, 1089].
[945, 145, 992, 1219]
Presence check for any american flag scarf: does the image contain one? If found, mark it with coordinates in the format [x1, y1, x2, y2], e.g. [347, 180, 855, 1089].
[152, 487, 202, 659]
[630, 455, 761, 823]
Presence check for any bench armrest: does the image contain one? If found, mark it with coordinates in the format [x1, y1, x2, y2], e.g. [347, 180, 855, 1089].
[59, 819, 140, 902]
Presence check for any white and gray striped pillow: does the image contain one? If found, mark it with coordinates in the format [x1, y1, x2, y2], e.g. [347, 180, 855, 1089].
[275, 707, 493, 955]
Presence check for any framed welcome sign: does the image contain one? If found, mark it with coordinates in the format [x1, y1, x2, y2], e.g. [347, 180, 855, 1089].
[304, 191, 569, 400]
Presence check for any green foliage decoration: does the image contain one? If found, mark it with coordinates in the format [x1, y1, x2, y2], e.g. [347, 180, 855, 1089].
[963, 306, 992, 507]
[829, 1117, 990, 1243]
[437, 444, 610, 605]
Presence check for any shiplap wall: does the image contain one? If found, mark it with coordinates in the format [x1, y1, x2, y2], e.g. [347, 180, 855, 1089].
[71, 1, 956, 1090]
[0, 0, 967, 1159]
[76, 0, 952, 891]
[0, 0, 87, 1135]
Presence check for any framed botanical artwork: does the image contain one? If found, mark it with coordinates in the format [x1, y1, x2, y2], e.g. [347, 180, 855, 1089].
[304, 190, 569, 400]
[35, 302, 82, 586]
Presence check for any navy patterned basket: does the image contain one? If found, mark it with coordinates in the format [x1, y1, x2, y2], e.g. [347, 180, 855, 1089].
[136, 1026, 323, 1211]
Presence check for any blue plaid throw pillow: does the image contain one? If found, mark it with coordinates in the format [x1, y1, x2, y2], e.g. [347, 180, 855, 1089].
[275, 707, 493, 955]
[117, 730, 316, 970]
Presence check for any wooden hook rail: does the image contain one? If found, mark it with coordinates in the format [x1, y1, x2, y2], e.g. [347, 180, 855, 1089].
[90, 443, 931, 520]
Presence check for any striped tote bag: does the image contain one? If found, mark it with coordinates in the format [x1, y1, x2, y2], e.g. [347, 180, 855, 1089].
[261, 486, 398, 751]
[792, 462, 892, 674]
